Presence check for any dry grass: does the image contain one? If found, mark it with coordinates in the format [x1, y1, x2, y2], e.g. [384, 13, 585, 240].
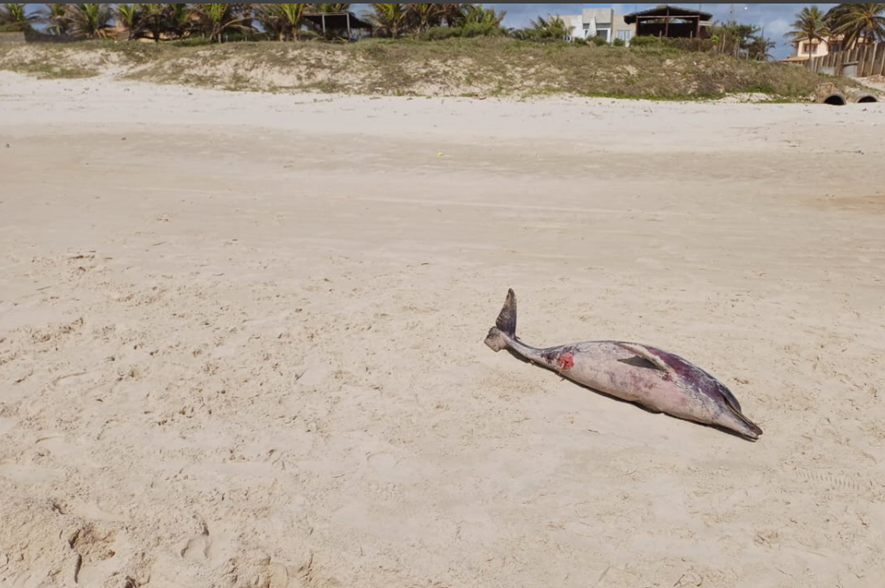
[0, 37, 862, 100]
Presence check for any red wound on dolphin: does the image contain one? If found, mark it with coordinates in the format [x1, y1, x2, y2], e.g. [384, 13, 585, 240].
[558, 352, 574, 371]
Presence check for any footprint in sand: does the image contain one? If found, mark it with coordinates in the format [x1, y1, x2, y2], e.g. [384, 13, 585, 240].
[51, 370, 104, 390]
[180, 531, 212, 562]
[68, 524, 126, 585]
[790, 467, 885, 499]
[180, 520, 230, 564]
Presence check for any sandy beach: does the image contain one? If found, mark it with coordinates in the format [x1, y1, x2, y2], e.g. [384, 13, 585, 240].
[1, 71, 884, 588]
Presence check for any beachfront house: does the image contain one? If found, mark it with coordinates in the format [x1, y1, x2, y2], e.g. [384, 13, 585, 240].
[780, 34, 872, 64]
[555, 8, 635, 46]
[623, 5, 713, 40]
[302, 10, 374, 41]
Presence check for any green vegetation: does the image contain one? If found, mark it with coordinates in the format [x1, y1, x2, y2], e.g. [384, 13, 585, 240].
[0, 3, 872, 101]
[3, 3, 511, 43]
[65, 3, 114, 39]
[0, 3, 37, 32]
[709, 21, 775, 61]
[511, 15, 569, 42]
[0, 36, 860, 101]
[787, 3, 885, 52]
[824, 3, 885, 46]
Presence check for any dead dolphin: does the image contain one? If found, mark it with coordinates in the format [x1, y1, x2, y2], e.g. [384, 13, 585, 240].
[484, 289, 763, 440]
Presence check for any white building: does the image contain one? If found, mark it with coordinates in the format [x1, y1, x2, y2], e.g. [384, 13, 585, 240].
[555, 8, 636, 46]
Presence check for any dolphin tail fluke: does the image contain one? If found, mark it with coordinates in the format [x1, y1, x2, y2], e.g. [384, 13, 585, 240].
[495, 288, 517, 337]
[484, 288, 517, 352]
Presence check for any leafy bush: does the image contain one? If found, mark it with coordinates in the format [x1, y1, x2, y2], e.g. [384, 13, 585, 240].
[629, 35, 714, 53]
[671, 37, 715, 52]
[0, 21, 30, 33]
[461, 21, 504, 38]
[420, 22, 504, 41]
[510, 28, 547, 42]
[613, 37, 625, 47]
[171, 36, 213, 47]
[421, 26, 460, 41]
[588, 35, 607, 47]
[629, 35, 673, 48]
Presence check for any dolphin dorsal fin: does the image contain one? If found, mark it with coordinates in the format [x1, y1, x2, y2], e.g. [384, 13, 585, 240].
[617, 343, 674, 374]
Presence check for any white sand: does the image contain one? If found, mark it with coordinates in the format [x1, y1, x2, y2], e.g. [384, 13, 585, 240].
[1, 71, 884, 588]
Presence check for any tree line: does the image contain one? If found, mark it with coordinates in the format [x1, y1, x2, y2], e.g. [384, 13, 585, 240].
[0, 2, 784, 60]
[788, 3, 885, 54]
[3, 3, 880, 63]
[0, 3, 513, 43]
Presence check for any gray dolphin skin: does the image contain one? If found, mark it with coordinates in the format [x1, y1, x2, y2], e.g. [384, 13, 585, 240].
[484, 289, 763, 440]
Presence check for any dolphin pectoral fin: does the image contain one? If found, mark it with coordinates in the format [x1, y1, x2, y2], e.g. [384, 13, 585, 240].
[617, 343, 673, 374]
[713, 381, 743, 413]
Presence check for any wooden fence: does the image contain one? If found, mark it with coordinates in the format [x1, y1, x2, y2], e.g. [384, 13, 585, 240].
[807, 41, 885, 78]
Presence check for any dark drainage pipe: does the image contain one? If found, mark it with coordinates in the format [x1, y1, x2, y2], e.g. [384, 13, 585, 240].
[849, 90, 878, 103]
[821, 93, 846, 105]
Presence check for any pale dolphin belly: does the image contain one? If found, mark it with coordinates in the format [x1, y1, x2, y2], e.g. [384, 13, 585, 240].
[547, 341, 700, 419]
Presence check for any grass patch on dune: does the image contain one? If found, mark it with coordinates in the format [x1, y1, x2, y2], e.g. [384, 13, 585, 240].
[0, 37, 862, 101]
[10, 61, 98, 79]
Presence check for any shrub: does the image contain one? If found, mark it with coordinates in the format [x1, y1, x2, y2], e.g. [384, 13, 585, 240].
[629, 35, 673, 48]
[588, 35, 607, 47]
[671, 37, 715, 52]
[172, 36, 213, 47]
[629, 35, 714, 53]
[612, 37, 625, 47]
[420, 22, 504, 41]
[0, 21, 31, 33]
[421, 26, 460, 41]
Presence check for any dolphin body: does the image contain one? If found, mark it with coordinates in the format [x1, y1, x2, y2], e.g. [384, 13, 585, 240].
[484, 289, 763, 440]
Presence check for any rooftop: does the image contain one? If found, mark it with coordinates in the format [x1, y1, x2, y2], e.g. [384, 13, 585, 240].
[623, 5, 713, 24]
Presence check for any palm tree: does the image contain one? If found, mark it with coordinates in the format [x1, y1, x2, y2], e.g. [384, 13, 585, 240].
[0, 3, 37, 31]
[824, 3, 852, 31]
[138, 3, 166, 42]
[231, 3, 256, 35]
[165, 3, 196, 39]
[255, 3, 286, 40]
[438, 3, 467, 27]
[786, 6, 830, 56]
[37, 3, 70, 35]
[364, 3, 410, 39]
[712, 20, 760, 57]
[193, 3, 252, 43]
[523, 15, 569, 41]
[115, 3, 143, 40]
[65, 3, 114, 39]
[406, 4, 444, 35]
[255, 3, 307, 41]
[827, 3, 885, 48]
[748, 35, 776, 61]
[464, 4, 506, 28]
